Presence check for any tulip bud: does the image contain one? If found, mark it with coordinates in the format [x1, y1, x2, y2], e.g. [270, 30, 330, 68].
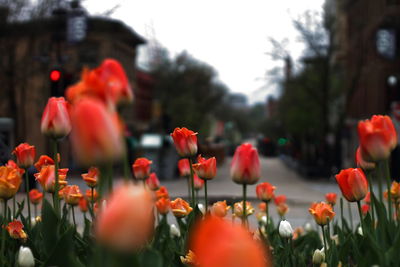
[312, 248, 325, 264]
[197, 203, 205, 215]
[304, 222, 313, 232]
[18, 246, 35, 267]
[192, 155, 217, 180]
[170, 224, 181, 238]
[231, 143, 260, 185]
[41, 97, 71, 139]
[336, 168, 368, 202]
[279, 220, 293, 238]
[178, 159, 191, 177]
[357, 226, 363, 236]
[13, 143, 36, 168]
[132, 158, 152, 180]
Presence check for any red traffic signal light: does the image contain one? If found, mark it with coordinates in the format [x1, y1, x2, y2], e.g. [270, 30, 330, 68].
[50, 69, 61, 82]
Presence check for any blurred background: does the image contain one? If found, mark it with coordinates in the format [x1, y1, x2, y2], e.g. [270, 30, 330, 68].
[1, 0, 400, 182]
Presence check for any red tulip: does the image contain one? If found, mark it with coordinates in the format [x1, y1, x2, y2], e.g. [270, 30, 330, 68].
[335, 168, 368, 202]
[358, 115, 397, 161]
[146, 172, 160, 190]
[13, 143, 36, 168]
[96, 182, 154, 251]
[66, 59, 133, 106]
[85, 189, 98, 202]
[231, 143, 261, 185]
[362, 204, 370, 215]
[156, 186, 169, 199]
[256, 182, 275, 202]
[132, 158, 152, 180]
[274, 195, 287, 206]
[34, 165, 68, 193]
[41, 97, 71, 138]
[6, 160, 25, 176]
[6, 220, 27, 241]
[364, 192, 371, 204]
[178, 159, 191, 177]
[34, 155, 55, 172]
[193, 173, 204, 190]
[155, 197, 170, 215]
[29, 189, 43, 205]
[69, 98, 124, 165]
[79, 197, 88, 213]
[170, 127, 198, 157]
[356, 147, 376, 170]
[192, 155, 217, 180]
[325, 192, 337, 206]
[190, 216, 270, 267]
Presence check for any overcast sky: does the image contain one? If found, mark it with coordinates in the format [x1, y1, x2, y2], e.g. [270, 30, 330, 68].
[83, 0, 324, 104]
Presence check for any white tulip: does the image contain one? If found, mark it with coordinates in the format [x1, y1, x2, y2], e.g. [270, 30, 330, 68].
[312, 248, 325, 264]
[279, 220, 293, 238]
[197, 203, 205, 215]
[18, 246, 35, 267]
[170, 224, 181, 238]
[357, 226, 363, 236]
[260, 215, 268, 225]
[304, 222, 313, 232]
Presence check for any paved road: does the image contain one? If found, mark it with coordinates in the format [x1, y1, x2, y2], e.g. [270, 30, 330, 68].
[8, 156, 361, 229]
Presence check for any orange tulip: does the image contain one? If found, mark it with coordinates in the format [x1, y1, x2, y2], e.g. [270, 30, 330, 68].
[256, 182, 276, 202]
[0, 166, 23, 200]
[309, 202, 335, 225]
[86, 189, 98, 202]
[189, 216, 270, 267]
[6, 220, 27, 241]
[180, 250, 198, 266]
[210, 200, 230, 217]
[325, 192, 337, 206]
[276, 203, 289, 217]
[390, 181, 400, 200]
[233, 201, 254, 218]
[66, 59, 133, 106]
[356, 147, 375, 170]
[358, 115, 397, 161]
[155, 197, 170, 215]
[132, 158, 152, 180]
[171, 127, 198, 157]
[13, 143, 36, 168]
[69, 98, 124, 166]
[192, 155, 217, 180]
[336, 168, 368, 202]
[29, 189, 43, 205]
[231, 143, 260, 185]
[146, 173, 160, 191]
[193, 174, 204, 190]
[34, 165, 68, 193]
[258, 202, 267, 212]
[156, 186, 169, 199]
[63, 185, 83, 206]
[96, 182, 154, 251]
[41, 97, 71, 138]
[178, 159, 191, 177]
[6, 160, 25, 176]
[34, 155, 55, 172]
[274, 195, 287, 206]
[81, 167, 99, 188]
[170, 198, 193, 218]
[79, 197, 88, 213]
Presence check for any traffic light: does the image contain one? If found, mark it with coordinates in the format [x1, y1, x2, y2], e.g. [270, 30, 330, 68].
[49, 67, 63, 96]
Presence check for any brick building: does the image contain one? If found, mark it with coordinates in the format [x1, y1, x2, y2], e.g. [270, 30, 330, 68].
[0, 8, 152, 164]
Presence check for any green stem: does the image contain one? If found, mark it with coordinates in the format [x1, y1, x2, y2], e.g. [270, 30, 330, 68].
[264, 200, 269, 231]
[357, 201, 365, 236]
[12, 197, 15, 218]
[242, 184, 247, 227]
[204, 179, 208, 213]
[71, 205, 76, 228]
[383, 160, 393, 221]
[377, 164, 383, 203]
[52, 139, 60, 217]
[321, 225, 328, 261]
[90, 187, 95, 220]
[348, 202, 353, 231]
[366, 172, 375, 225]
[24, 170, 31, 228]
[340, 197, 344, 229]
[1, 200, 7, 261]
[188, 158, 196, 207]
[187, 176, 191, 200]
[34, 205, 37, 218]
